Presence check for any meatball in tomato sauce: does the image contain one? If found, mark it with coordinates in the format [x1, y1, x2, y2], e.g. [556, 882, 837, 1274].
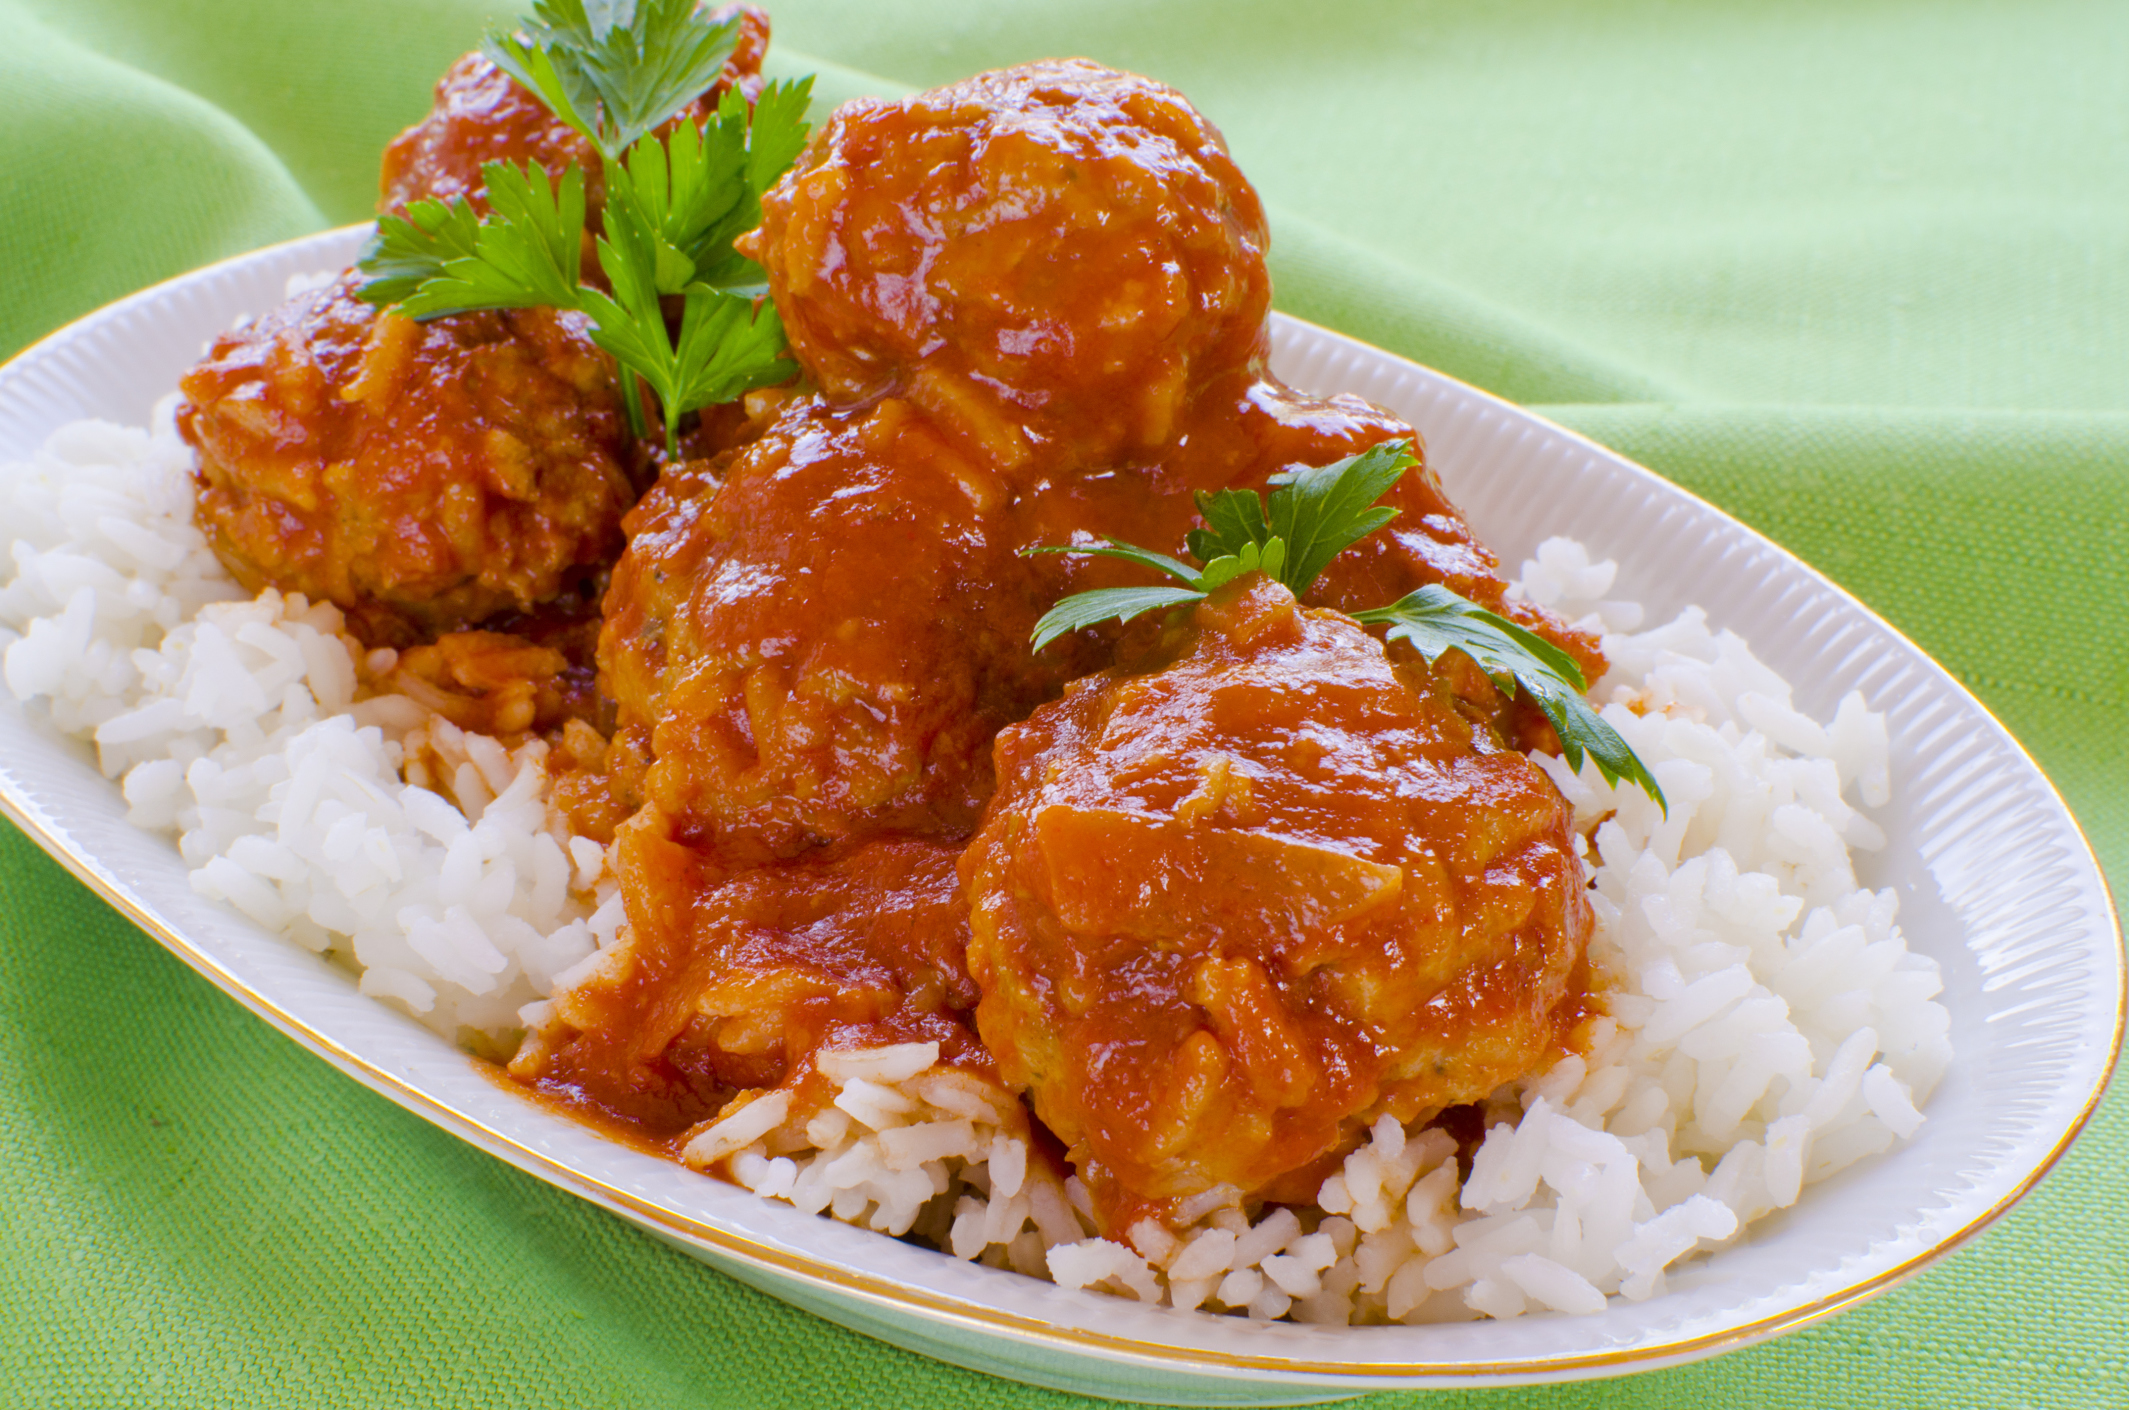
[961, 574, 1594, 1229]
[177, 272, 639, 647]
[598, 393, 1083, 866]
[742, 59, 1271, 476]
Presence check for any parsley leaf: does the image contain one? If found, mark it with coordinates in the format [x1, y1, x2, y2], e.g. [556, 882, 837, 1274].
[1026, 438, 1415, 651]
[743, 79, 815, 209]
[581, 208, 791, 451]
[1178, 443, 1412, 591]
[1025, 539, 1201, 586]
[587, 80, 808, 448]
[673, 283, 792, 412]
[358, 196, 484, 307]
[1028, 585, 1211, 655]
[1194, 537, 1287, 592]
[1184, 485, 1273, 565]
[485, 0, 744, 163]
[697, 80, 814, 290]
[602, 80, 813, 296]
[382, 161, 586, 320]
[1266, 442, 1412, 595]
[1353, 585, 1666, 810]
[1023, 540, 1209, 651]
[604, 106, 747, 296]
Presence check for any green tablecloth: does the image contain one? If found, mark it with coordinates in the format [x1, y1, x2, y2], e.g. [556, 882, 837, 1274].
[2, 1, 2122, 1404]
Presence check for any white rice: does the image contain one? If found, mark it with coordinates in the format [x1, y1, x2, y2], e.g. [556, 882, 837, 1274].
[0, 395, 1949, 1323]
[0, 396, 613, 1041]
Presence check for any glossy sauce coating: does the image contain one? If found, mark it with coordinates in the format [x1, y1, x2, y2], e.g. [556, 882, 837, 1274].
[178, 272, 638, 647]
[741, 60, 1270, 473]
[961, 576, 1593, 1226]
[597, 394, 1084, 866]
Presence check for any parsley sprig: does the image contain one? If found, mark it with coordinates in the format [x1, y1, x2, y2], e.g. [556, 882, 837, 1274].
[357, 1, 808, 454]
[1352, 588, 1665, 809]
[366, 162, 586, 320]
[1024, 443, 1664, 808]
[485, 0, 748, 164]
[1024, 442, 1416, 650]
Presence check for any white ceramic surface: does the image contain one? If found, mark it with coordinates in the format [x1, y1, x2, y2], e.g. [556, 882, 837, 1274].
[0, 227, 2117, 1406]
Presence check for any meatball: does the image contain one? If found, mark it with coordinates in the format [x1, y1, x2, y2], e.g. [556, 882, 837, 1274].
[516, 806, 986, 1134]
[598, 393, 1087, 866]
[379, 5, 771, 220]
[960, 574, 1594, 1227]
[741, 60, 1271, 474]
[177, 271, 637, 646]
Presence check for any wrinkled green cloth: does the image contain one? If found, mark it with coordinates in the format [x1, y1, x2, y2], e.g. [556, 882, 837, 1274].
[1, 0, 2123, 1404]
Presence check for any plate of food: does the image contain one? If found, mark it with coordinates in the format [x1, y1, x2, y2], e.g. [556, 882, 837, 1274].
[0, 2, 2117, 1403]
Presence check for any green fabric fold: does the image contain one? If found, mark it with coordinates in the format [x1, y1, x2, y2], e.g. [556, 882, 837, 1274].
[0, 1, 323, 360]
[0, 1, 2122, 1406]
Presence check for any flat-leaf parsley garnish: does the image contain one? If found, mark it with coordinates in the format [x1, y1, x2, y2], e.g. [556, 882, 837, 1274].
[1024, 442, 1415, 648]
[486, 0, 749, 164]
[1352, 588, 1665, 811]
[1024, 442, 1665, 809]
[367, 161, 588, 320]
[356, 0, 810, 454]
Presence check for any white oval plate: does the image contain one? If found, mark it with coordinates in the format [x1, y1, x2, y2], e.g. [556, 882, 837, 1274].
[0, 227, 2118, 1406]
